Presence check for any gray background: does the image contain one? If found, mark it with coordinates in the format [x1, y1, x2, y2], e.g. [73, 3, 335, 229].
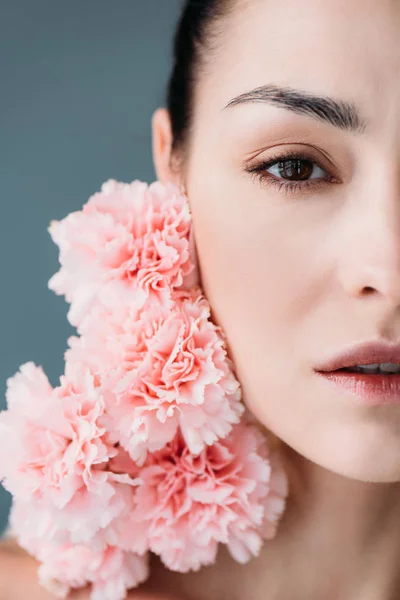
[0, 0, 182, 532]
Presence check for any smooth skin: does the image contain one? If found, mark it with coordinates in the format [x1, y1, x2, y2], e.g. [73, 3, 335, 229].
[3, 0, 400, 598]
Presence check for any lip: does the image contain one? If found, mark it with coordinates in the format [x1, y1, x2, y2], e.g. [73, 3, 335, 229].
[314, 339, 400, 406]
[315, 370, 400, 405]
[314, 340, 400, 372]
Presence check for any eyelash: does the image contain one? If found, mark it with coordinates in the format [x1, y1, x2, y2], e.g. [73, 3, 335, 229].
[245, 150, 337, 195]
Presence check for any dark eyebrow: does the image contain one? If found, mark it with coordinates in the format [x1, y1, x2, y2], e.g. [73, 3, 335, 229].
[223, 84, 366, 134]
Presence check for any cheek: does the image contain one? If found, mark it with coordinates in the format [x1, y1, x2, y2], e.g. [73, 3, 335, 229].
[187, 175, 327, 438]
[189, 181, 316, 367]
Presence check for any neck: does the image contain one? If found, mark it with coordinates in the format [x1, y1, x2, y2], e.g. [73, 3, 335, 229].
[242, 442, 400, 600]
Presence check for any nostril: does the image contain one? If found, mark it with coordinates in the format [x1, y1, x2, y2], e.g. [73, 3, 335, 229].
[363, 286, 376, 295]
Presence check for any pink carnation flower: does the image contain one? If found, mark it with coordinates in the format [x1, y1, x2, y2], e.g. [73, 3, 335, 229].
[8, 442, 150, 556]
[132, 420, 289, 572]
[0, 362, 141, 545]
[66, 288, 244, 465]
[63, 288, 142, 379]
[47, 179, 194, 329]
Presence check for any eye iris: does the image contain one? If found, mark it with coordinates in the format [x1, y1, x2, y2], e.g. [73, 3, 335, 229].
[278, 159, 313, 181]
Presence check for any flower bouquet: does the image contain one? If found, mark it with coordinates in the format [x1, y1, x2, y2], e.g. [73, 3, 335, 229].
[0, 179, 288, 600]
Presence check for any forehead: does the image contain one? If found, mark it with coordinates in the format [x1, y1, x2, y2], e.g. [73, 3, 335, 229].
[196, 0, 400, 125]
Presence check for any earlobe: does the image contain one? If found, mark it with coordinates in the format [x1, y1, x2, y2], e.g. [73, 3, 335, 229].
[152, 108, 179, 186]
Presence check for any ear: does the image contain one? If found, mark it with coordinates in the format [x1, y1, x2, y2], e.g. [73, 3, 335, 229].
[152, 108, 182, 187]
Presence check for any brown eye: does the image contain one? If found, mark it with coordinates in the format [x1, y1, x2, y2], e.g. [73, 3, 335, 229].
[245, 151, 336, 196]
[274, 158, 314, 181]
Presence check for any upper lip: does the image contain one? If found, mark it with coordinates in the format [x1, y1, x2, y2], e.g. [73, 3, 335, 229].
[314, 340, 400, 372]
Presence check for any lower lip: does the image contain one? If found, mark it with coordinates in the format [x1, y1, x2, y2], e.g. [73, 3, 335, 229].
[315, 370, 400, 405]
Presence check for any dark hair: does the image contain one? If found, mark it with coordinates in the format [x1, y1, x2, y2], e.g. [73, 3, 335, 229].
[166, 0, 232, 167]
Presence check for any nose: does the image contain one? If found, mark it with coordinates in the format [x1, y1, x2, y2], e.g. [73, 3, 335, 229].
[337, 175, 400, 307]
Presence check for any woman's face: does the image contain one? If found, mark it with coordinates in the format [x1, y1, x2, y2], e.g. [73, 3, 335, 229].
[157, 0, 400, 482]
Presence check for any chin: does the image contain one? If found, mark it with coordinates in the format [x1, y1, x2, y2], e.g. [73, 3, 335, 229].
[254, 411, 400, 484]
[243, 372, 400, 484]
[297, 427, 400, 483]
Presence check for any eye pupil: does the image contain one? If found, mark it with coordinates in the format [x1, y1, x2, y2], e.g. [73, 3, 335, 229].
[278, 159, 313, 181]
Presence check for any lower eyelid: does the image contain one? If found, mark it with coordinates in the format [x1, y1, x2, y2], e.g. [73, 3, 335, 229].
[266, 177, 332, 196]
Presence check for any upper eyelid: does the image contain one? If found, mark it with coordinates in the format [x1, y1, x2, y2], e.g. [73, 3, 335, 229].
[246, 141, 338, 164]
